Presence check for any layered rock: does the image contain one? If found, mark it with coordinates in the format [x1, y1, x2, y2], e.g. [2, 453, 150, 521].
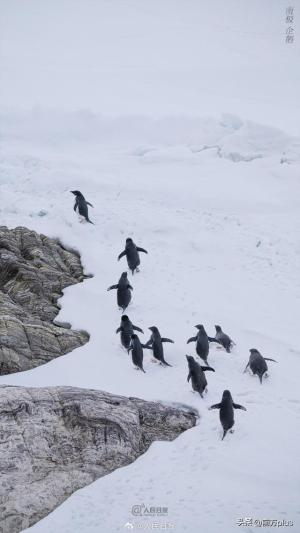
[0, 226, 89, 374]
[0, 385, 198, 533]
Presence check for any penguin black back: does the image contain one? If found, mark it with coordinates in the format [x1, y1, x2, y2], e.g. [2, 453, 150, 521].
[116, 315, 144, 349]
[187, 324, 210, 363]
[186, 355, 215, 397]
[210, 390, 246, 440]
[118, 237, 148, 274]
[71, 190, 94, 224]
[145, 326, 174, 366]
[107, 272, 133, 311]
[214, 325, 234, 353]
[128, 334, 146, 373]
[244, 349, 277, 384]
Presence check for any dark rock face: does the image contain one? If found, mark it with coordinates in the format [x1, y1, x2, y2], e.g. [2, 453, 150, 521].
[0, 385, 198, 533]
[0, 226, 90, 375]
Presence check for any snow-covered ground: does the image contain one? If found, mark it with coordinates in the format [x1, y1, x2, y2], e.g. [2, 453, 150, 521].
[0, 1, 300, 532]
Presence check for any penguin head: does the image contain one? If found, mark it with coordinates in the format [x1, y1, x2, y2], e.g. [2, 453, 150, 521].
[131, 334, 138, 340]
[121, 272, 128, 278]
[222, 390, 232, 401]
[126, 238, 133, 244]
[250, 348, 260, 355]
[215, 325, 222, 332]
[121, 315, 129, 322]
[186, 355, 195, 365]
[149, 326, 158, 333]
[71, 190, 82, 197]
[195, 324, 204, 331]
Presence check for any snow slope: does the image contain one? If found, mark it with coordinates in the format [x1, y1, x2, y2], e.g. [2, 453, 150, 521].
[0, 1, 300, 532]
[1, 114, 300, 532]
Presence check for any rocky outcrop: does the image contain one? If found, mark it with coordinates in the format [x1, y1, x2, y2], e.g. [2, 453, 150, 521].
[0, 226, 90, 375]
[0, 385, 198, 533]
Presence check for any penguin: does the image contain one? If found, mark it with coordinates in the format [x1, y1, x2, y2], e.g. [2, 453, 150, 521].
[128, 334, 147, 373]
[116, 315, 144, 350]
[107, 272, 133, 311]
[209, 390, 247, 440]
[186, 355, 215, 397]
[144, 326, 174, 366]
[118, 238, 148, 274]
[213, 325, 234, 353]
[71, 190, 94, 224]
[187, 324, 219, 364]
[244, 348, 277, 383]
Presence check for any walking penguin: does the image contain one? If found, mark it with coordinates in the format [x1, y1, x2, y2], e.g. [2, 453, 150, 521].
[187, 324, 219, 364]
[71, 190, 94, 224]
[116, 315, 144, 350]
[107, 272, 133, 311]
[144, 326, 174, 366]
[186, 355, 215, 397]
[244, 348, 277, 383]
[128, 334, 148, 373]
[213, 325, 235, 353]
[209, 390, 247, 440]
[118, 238, 148, 274]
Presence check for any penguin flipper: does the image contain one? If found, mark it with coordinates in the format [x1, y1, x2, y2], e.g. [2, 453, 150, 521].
[162, 360, 172, 367]
[161, 338, 174, 343]
[86, 202, 94, 207]
[209, 403, 221, 410]
[187, 372, 191, 382]
[137, 247, 148, 254]
[264, 357, 277, 362]
[201, 366, 215, 372]
[143, 339, 153, 348]
[127, 284, 133, 290]
[133, 325, 144, 333]
[116, 327, 122, 333]
[207, 336, 222, 344]
[107, 284, 119, 291]
[187, 336, 197, 344]
[233, 403, 247, 411]
[73, 200, 79, 212]
[142, 344, 152, 349]
[118, 250, 126, 261]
